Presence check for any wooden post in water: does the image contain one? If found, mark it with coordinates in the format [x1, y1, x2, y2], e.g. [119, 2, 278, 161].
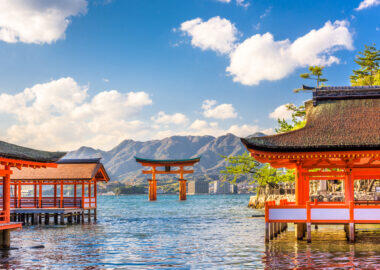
[306, 201, 311, 243]
[295, 223, 304, 240]
[148, 179, 157, 201]
[349, 201, 355, 243]
[264, 202, 270, 242]
[178, 179, 187, 201]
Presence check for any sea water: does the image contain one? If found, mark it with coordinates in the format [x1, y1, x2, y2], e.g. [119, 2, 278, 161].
[1, 195, 379, 269]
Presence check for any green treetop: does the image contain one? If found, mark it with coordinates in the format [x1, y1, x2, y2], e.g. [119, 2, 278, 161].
[294, 66, 328, 92]
[350, 44, 380, 86]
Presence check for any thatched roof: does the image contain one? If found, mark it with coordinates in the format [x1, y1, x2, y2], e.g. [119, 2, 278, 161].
[0, 141, 66, 163]
[11, 159, 109, 181]
[242, 86, 380, 152]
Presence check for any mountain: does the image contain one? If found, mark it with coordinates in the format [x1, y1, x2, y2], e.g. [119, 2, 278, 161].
[64, 133, 264, 183]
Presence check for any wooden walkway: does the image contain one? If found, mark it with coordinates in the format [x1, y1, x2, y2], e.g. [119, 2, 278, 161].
[10, 208, 97, 226]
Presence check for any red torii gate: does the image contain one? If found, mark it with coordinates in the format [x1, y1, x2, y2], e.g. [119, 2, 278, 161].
[135, 157, 200, 201]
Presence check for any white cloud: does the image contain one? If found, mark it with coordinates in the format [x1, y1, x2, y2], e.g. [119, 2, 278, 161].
[227, 20, 353, 85]
[216, 0, 249, 7]
[0, 0, 87, 44]
[151, 111, 188, 125]
[355, 0, 380, 10]
[102, 78, 109, 83]
[0, 77, 152, 150]
[179, 18, 353, 86]
[202, 100, 238, 119]
[180, 16, 239, 54]
[269, 104, 293, 120]
[260, 7, 272, 19]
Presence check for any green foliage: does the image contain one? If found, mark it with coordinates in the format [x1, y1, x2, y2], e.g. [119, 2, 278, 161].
[350, 44, 380, 86]
[220, 152, 259, 184]
[294, 66, 328, 92]
[275, 104, 306, 133]
[221, 153, 295, 194]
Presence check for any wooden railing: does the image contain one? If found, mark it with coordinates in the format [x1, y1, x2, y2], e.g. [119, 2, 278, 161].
[0, 197, 97, 209]
[265, 200, 380, 224]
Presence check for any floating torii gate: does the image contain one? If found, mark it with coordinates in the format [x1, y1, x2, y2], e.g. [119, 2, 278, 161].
[135, 157, 200, 201]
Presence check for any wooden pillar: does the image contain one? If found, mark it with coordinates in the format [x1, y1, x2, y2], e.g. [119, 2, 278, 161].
[74, 183, 77, 207]
[306, 201, 311, 243]
[17, 181, 21, 208]
[54, 214, 58, 225]
[1, 230, 10, 249]
[295, 165, 304, 205]
[60, 213, 64, 225]
[93, 209, 97, 221]
[178, 179, 187, 201]
[60, 180, 63, 208]
[3, 165, 11, 223]
[13, 182, 17, 209]
[270, 222, 274, 240]
[148, 179, 157, 201]
[88, 181, 91, 208]
[264, 202, 270, 242]
[45, 213, 49, 225]
[81, 210, 85, 224]
[349, 201, 355, 242]
[81, 181, 85, 208]
[87, 209, 91, 223]
[39, 182, 42, 208]
[34, 183, 37, 207]
[344, 169, 354, 205]
[54, 184, 57, 207]
[94, 180, 97, 208]
[295, 223, 304, 240]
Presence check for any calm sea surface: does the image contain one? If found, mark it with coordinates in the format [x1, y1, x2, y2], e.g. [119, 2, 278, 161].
[1, 195, 379, 269]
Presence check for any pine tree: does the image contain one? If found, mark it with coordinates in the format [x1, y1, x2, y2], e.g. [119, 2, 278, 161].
[350, 45, 380, 86]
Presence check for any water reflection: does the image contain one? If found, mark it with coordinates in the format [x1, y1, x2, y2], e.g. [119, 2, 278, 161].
[263, 227, 380, 269]
[0, 195, 378, 269]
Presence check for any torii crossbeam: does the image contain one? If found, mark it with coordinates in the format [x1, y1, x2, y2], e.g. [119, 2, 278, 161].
[135, 157, 200, 201]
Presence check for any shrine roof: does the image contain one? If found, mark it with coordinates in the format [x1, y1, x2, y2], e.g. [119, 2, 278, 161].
[0, 141, 66, 163]
[242, 86, 380, 152]
[11, 159, 109, 181]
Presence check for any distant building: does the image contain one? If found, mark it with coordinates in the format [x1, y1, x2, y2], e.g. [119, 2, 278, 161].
[187, 181, 209, 194]
[230, 184, 238, 194]
[211, 181, 237, 194]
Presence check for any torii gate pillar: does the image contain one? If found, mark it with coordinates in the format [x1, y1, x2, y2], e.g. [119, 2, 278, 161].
[148, 179, 157, 201]
[178, 179, 187, 201]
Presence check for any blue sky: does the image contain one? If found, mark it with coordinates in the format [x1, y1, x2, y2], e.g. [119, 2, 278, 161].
[0, 0, 379, 151]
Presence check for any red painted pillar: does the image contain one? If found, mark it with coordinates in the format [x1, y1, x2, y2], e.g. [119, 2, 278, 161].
[39, 182, 42, 208]
[94, 181, 97, 208]
[3, 165, 11, 223]
[82, 181, 85, 208]
[74, 183, 77, 207]
[54, 184, 57, 207]
[34, 183, 37, 207]
[60, 181, 63, 208]
[295, 165, 305, 205]
[345, 169, 354, 205]
[13, 182, 17, 208]
[88, 181, 91, 208]
[17, 181, 21, 208]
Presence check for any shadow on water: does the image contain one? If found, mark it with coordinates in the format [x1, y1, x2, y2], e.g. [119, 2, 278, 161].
[0, 195, 378, 269]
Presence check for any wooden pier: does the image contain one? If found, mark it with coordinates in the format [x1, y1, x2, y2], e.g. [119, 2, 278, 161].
[10, 208, 97, 225]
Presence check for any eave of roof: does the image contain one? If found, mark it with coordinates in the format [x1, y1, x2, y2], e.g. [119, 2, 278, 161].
[135, 156, 201, 165]
[0, 141, 66, 163]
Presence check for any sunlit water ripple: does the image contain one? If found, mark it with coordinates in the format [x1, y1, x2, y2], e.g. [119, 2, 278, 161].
[1, 195, 379, 269]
